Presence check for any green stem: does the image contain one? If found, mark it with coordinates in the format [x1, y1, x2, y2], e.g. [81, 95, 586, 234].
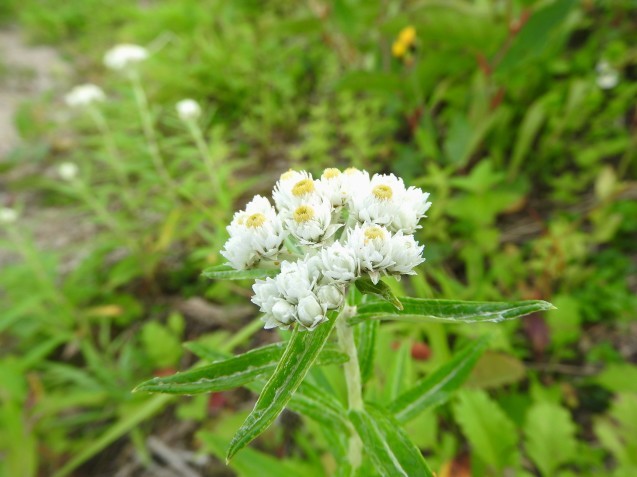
[336, 305, 363, 471]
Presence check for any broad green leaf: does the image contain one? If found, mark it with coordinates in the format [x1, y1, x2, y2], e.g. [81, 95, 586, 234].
[389, 336, 489, 423]
[349, 298, 555, 325]
[355, 278, 403, 310]
[453, 389, 519, 472]
[524, 402, 577, 477]
[356, 319, 379, 383]
[349, 404, 434, 477]
[287, 382, 350, 435]
[227, 317, 338, 460]
[496, 0, 576, 74]
[202, 263, 279, 280]
[134, 342, 347, 394]
[596, 363, 637, 393]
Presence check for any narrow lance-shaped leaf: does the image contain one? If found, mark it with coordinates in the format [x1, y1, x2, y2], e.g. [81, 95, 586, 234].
[349, 404, 434, 477]
[355, 278, 403, 310]
[202, 263, 279, 281]
[349, 298, 555, 325]
[226, 315, 338, 461]
[134, 341, 346, 395]
[389, 335, 490, 423]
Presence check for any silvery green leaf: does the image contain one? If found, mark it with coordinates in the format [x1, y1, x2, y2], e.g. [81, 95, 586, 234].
[389, 335, 490, 423]
[349, 298, 555, 325]
[349, 404, 434, 477]
[202, 263, 279, 280]
[227, 316, 337, 461]
[355, 278, 403, 310]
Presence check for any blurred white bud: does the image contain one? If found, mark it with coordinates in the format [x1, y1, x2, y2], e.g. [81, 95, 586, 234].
[596, 60, 619, 90]
[176, 99, 201, 122]
[103, 44, 148, 71]
[0, 207, 18, 224]
[65, 84, 106, 108]
[58, 162, 79, 181]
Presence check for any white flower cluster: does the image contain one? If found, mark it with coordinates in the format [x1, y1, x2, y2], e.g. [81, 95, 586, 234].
[221, 168, 432, 330]
[65, 84, 106, 108]
[103, 44, 148, 71]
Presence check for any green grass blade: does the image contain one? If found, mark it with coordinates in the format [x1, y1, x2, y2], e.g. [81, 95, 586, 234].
[349, 404, 434, 477]
[389, 335, 490, 423]
[202, 263, 280, 280]
[226, 317, 338, 461]
[349, 298, 555, 325]
[134, 341, 347, 395]
[356, 319, 379, 383]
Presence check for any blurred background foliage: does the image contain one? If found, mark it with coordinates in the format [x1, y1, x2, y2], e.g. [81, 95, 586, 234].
[0, 0, 636, 476]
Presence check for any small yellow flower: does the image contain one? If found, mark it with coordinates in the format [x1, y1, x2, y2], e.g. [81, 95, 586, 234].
[398, 26, 416, 47]
[392, 40, 407, 58]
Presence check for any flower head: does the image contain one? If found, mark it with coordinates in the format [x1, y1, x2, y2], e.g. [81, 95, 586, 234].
[176, 99, 201, 122]
[65, 84, 105, 108]
[58, 162, 79, 182]
[0, 207, 18, 224]
[104, 44, 148, 71]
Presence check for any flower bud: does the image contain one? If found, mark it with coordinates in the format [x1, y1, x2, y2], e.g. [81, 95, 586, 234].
[317, 284, 343, 309]
[296, 294, 326, 329]
[176, 99, 201, 122]
[103, 44, 148, 71]
[58, 162, 79, 182]
[0, 207, 18, 224]
[271, 299, 296, 326]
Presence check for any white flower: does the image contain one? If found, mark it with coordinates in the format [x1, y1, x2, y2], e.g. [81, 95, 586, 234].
[319, 241, 358, 283]
[276, 259, 317, 303]
[103, 44, 148, 71]
[317, 284, 343, 309]
[252, 278, 295, 330]
[65, 84, 105, 108]
[272, 170, 320, 213]
[346, 224, 395, 284]
[176, 99, 201, 122]
[0, 207, 18, 224]
[387, 232, 425, 278]
[296, 294, 328, 330]
[318, 168, 347, 208]
[348, 172, 430, 233]
[58, 162, 79, 181]
[596, 60, 619, 90]
[221, 195, 287, 269]
[284, 198, 340, 246]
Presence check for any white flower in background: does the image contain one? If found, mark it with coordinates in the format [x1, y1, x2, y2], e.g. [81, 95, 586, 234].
[319, 241, 358, 283]
[596, 60, 619, 90]
[103, 44, 149, 71]
[176, 99, 201, 122]
[346, 224, 396, 284]
[285, 198, 341, 246]
[387, 232, 425, 278]
[221, 195, 287, 269]
[65, 84, 106, 108]
[58, 162, 79, 182]
[0, 207, 18, 224]
[272, 170, 320, 213]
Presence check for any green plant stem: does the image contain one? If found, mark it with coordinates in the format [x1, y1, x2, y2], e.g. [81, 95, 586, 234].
[186, 121, 222, 197]
[87, 106, 136, 211]
[336, 305, 364, 471]
[129, 72, 219, 223]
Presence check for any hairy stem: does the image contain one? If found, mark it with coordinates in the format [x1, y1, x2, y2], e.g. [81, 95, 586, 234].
[336, 305, 363, 471]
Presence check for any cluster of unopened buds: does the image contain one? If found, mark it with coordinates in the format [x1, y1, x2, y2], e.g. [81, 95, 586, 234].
[221, 168, 432, 331]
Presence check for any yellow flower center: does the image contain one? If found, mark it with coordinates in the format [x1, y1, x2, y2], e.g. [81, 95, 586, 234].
[245, 213, 266, 228]
[322, 168, 341, 180]
[292, 179, 315, 197]
[344, 167, 360, 175]
[280, 169, 297, 181]
[293, 205, 315, 223]
[364, 226, 385, 242]
[372, 184, 393, 200]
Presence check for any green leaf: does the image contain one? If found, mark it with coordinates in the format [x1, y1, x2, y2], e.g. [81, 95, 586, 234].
[356, 319, 379, 383]
[202, 263, 279, 281]
[496, 0, 576, 74]
[508, 97, 547, 180]
[524, 401, 577, 477]
[349, 298, 555, 325]
[349, 404, 434, 477]
[226, 316, 338, 461]
[389, 336, 490, 423]
[453, 389, 519, 471]
[466, 351, 526, 389]
[355, 278, 403, 310]
[134, 342, 347, 395]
